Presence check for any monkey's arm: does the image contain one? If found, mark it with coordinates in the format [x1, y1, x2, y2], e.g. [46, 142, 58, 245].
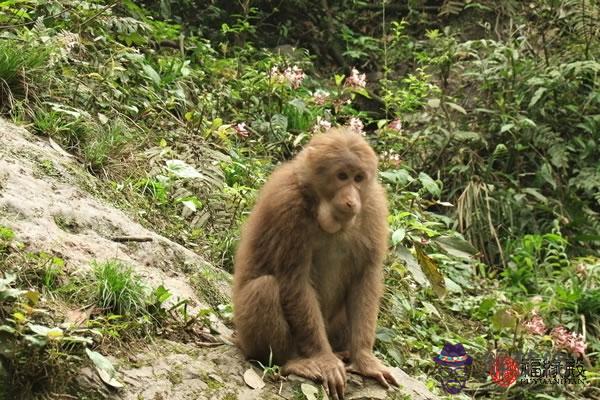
[347, 266, 398, 387]
[347, 265, 383, 358]
[279, 267, 333, 356]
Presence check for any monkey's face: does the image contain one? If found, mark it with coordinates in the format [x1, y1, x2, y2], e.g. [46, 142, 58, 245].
[316, 167, 367, 233]
[297, 128, 379, 234]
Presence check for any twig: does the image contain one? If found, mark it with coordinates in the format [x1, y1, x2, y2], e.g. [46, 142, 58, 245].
[79, 1, 118, 27]
[196, 341, 224, 347]
[110, 236, 153, 243]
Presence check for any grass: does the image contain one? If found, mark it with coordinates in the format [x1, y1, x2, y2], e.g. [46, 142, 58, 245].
[92, 260, 148, 316]
[0, 40, 49, 104]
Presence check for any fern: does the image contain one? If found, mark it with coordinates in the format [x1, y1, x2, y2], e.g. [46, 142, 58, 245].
[439, 0, 465, 16]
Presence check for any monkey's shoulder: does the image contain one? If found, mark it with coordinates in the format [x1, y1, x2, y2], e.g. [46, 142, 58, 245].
[254, 164, 313, 215]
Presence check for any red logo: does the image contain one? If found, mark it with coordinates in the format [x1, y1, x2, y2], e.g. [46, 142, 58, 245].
[489, 355, 520, 387]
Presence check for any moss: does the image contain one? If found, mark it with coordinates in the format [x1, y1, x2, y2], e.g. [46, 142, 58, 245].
[35, 159, 61, 178]
[205, 375, 224, 390]
[167, 365, 184, 385]
[53, 214, 82, 233]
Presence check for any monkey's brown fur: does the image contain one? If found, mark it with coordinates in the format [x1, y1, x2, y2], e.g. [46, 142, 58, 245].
[233, 128, 397, 398]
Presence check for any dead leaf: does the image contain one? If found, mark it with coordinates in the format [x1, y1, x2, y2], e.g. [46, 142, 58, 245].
[65, 307, 93, 327]
[300, 383, 319, 400]
[414, 244, 447, 299]
[243, 368, 265, 390]
[86, 348, 124, 388]
[48, 137, 73, 158]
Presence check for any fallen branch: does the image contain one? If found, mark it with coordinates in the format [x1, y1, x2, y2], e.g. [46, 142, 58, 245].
[110, 236, 153, 243]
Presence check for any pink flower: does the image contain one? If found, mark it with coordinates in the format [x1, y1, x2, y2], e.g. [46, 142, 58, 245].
[523, 315, 546, 335]
[551, 326, 587, 356]
[345, 68, 367, 88]
[312, 117, 332, 133]
[283, 66, 305, 89]
[234, 122, 249, 138]
[312, 89, 330, 105]
[388, 118, 402, 132]
[270, 65, 306, 89]
[347, 117, 365, 135]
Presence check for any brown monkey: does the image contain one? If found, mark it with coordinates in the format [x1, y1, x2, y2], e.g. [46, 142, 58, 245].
[233, 127, 397, 399]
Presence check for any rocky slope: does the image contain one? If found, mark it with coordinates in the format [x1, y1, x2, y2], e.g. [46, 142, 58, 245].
[0, 119, 438, 399]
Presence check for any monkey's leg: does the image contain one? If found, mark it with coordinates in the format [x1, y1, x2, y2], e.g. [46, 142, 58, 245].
[236, 275, 293, 365]
[327, 307, 351, 360]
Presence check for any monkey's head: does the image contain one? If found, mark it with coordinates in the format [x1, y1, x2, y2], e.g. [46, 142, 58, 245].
[296, 128, 378, 234]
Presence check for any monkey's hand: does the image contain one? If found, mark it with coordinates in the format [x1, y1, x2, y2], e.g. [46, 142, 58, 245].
[314, 352, 347, 400]
[348, 352, 399, 389]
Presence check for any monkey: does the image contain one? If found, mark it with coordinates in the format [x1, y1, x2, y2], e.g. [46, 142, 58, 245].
[233, 127, 398, 399]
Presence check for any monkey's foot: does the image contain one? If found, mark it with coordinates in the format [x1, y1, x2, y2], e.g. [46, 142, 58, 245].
[282, 358, 323, 382]
[348, 354, 399, 389]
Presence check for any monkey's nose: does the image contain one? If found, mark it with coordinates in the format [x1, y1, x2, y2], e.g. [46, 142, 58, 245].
[345, 201, 354, 209]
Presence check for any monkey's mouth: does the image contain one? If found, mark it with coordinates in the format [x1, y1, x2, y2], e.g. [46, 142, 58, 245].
[330, 211, 357, 231]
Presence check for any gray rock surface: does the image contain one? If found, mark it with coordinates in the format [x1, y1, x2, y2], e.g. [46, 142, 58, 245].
[0, 119, 439, 400]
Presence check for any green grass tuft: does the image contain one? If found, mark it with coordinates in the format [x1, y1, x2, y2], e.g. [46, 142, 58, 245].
[92, 260, 148, 316]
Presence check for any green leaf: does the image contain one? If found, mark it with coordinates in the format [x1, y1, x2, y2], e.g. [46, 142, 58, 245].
[86, 348, 124, 388]
[529, 87, 547, 108]
[28, 323, 50, 336]
[395, 245, 428, 287]
[444, 277, 463, 293]
[300, 383, 319, 400]
[376, 327, 397, 343]
[352, 87, 371, 99]
[0, 325, 16, 334]
[478, 298, 497, 315]
[428, 98, 441, 108]
[270, 113, 288, 132]
[380, 169, 414, 186]
[539, 163, 556, 190]
[522, 187, 548, 203]
[453, 131, 482, 142]
[165, 160, 203, 179]
[142, 64, 161, 86]
[492, 308, 517, 330]
[418, 172, 441, 197]
[288, 98, 308, 114]
[421, 301, 441, 317]
[433, 234, 477, 259]
[500, 123, 514, 133]
[446, 101, 466, 114]
[153, 285, 172, 304]
[391, 228, 406, 245]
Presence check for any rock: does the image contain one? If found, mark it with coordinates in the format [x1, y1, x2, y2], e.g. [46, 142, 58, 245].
[0, 119, 440, 400]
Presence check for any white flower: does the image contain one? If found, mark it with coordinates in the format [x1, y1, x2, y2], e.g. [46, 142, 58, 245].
[312, 117, 332, 133]
[388, 118, 402, 132]
[234, 122, 249, 138]
[270, 65, 306, 89]
[312, 89, 330, 105]
[345, 68, 367, 88]
[347, 117, 365, 135]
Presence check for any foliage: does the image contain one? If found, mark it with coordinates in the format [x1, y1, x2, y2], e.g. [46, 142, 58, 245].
[90, 260, 148, 316]
[0, 0, 598, 398]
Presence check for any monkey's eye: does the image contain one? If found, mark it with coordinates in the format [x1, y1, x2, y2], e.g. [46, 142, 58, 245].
[337, 172, 349, 181]
[354, 174, 364, 183]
